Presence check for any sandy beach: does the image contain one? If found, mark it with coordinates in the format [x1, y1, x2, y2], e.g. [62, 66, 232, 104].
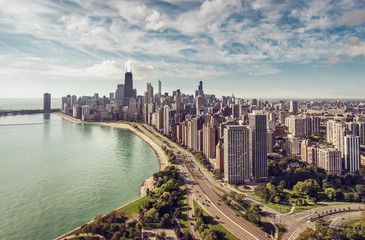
[53, 112, 168, 197]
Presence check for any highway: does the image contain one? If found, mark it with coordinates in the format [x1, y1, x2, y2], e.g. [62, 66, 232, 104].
[140, 124, 272, 240]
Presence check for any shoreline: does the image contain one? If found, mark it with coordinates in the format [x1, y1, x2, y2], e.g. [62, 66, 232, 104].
[53, 112, 168, 196]
[53, 112, 168, 239]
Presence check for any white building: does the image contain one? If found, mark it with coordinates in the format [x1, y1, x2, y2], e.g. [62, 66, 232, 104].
[163, 105, 170, 135]
[318, 148, 342, 175]
[344, 135, 361, 172]
[224, 125, 250, 184]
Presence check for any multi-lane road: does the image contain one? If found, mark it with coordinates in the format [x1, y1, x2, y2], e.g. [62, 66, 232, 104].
[140, 124, 272, 240]
[139, 124, 365, 240]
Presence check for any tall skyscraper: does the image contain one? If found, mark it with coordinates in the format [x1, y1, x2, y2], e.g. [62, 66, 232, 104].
[358, 122, 365, 146]
[163, 105, 170, 135]
[195, 81, 204, 97]
[344, 135, 360, 172]
[158, 80, 161, 96]
[175, 89, 181, 114]
[290, 100, 298, 114]
[123, 72, 133, 106]
[249, 111, 268, 179]
[115, 84, 124, 105]
[224, 125, 250, 184]
[43, 93, 51, 112]
[196, 95, 204, 116]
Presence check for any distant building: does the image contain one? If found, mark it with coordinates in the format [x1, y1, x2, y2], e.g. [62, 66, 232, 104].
[286, 134, 301, 155]
[224, 125, 250, 183]
[115, 84, 124, 105]
[290, 100, 298, 114]
[158, 80, 161, 96]
[43, 93, 51, 112]
[123, 72, 133, 106]
[163, 105, 170, 135]
[203, 123, 216, 160]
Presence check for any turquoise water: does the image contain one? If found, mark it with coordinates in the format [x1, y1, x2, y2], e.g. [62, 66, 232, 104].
[0, 114, 159, 240]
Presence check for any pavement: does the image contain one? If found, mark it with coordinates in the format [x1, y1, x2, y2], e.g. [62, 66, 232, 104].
[142, 124, 271, 240]
[140, 124, 365, 240]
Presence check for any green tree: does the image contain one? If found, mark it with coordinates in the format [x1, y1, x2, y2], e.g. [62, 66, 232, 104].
[324, 188, 337, 201]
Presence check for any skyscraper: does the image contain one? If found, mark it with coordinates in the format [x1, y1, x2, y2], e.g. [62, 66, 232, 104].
[158, 80, 161, 96]
[290, 100, 298, 114]
[115, 84, 124, 105]
[249, 111, 268, 179]
[123, 72, 133, 106]
[163, 105, 170, 135]
[195, 81, 204, 97]
[43, 93, 51, 112]
[344, 135, 360, 172]
[224, 125, 250, 184]
[175, 89, 181, 114]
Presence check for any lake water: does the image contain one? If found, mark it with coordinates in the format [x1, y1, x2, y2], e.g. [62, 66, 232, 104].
[0, 98, 62, 110]
[0, 114, 159, 240]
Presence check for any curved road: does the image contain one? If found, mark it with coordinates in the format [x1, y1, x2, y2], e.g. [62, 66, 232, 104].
[140, 124, 271, 240]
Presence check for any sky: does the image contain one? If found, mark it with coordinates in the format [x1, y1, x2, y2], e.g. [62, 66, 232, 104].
[0, 0, 365, 99]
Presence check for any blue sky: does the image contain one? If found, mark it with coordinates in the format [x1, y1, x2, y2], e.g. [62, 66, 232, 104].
[0, 0, 365, 99]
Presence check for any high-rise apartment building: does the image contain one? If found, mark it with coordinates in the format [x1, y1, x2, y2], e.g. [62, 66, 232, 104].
[290, 100, 298, 114]
[249, 111, 268, 179]
[163, 105, 170, 135]
[344, 135, 360, 172]
[358, 122, 365, 146]
[203, 124, 216, 160]
[318, 148, 342, 175]
[288, 116, 306, 138]
[224, 125, 250, 183]
[286, 134, 301, 155]
[43, 93, 51, 112]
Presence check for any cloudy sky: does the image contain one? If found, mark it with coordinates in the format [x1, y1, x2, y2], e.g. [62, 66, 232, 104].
[0, 0, 365, 99]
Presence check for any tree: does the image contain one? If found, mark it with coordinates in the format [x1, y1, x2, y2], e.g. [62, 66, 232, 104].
[145, 207, 159, 222]
[324, 188, 337, 201]
[356, 184, 365, 197]
[361, 210, 365, 227]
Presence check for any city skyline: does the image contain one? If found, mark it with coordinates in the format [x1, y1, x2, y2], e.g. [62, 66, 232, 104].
[1, 0, 365, 99]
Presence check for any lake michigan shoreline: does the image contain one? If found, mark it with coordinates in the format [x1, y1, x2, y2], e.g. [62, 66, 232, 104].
[53, 112, 168, 239]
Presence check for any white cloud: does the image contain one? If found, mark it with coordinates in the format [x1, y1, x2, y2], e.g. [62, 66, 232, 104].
[337, 9, 365, 26]
[345, 37, 365, 58]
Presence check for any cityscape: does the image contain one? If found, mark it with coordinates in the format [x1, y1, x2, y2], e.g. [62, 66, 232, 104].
[1, 1, 365, 240]
[41, 69, 365, 240]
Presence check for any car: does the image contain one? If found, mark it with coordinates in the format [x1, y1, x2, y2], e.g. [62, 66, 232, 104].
[217, 203, 221, 205]
[216, 216, 220, 219]
[202, 203, 205, 205]
[206, 204, 209, 207]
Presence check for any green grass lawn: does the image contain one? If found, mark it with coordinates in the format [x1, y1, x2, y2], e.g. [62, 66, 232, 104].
[177, 188, 189, 232]
[254, 198, 292, 214]
[65, 196, 152, 237]
[276, 223, 286, 240]
[193, 201, 239, 240]
[118, 195, 152, 217]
